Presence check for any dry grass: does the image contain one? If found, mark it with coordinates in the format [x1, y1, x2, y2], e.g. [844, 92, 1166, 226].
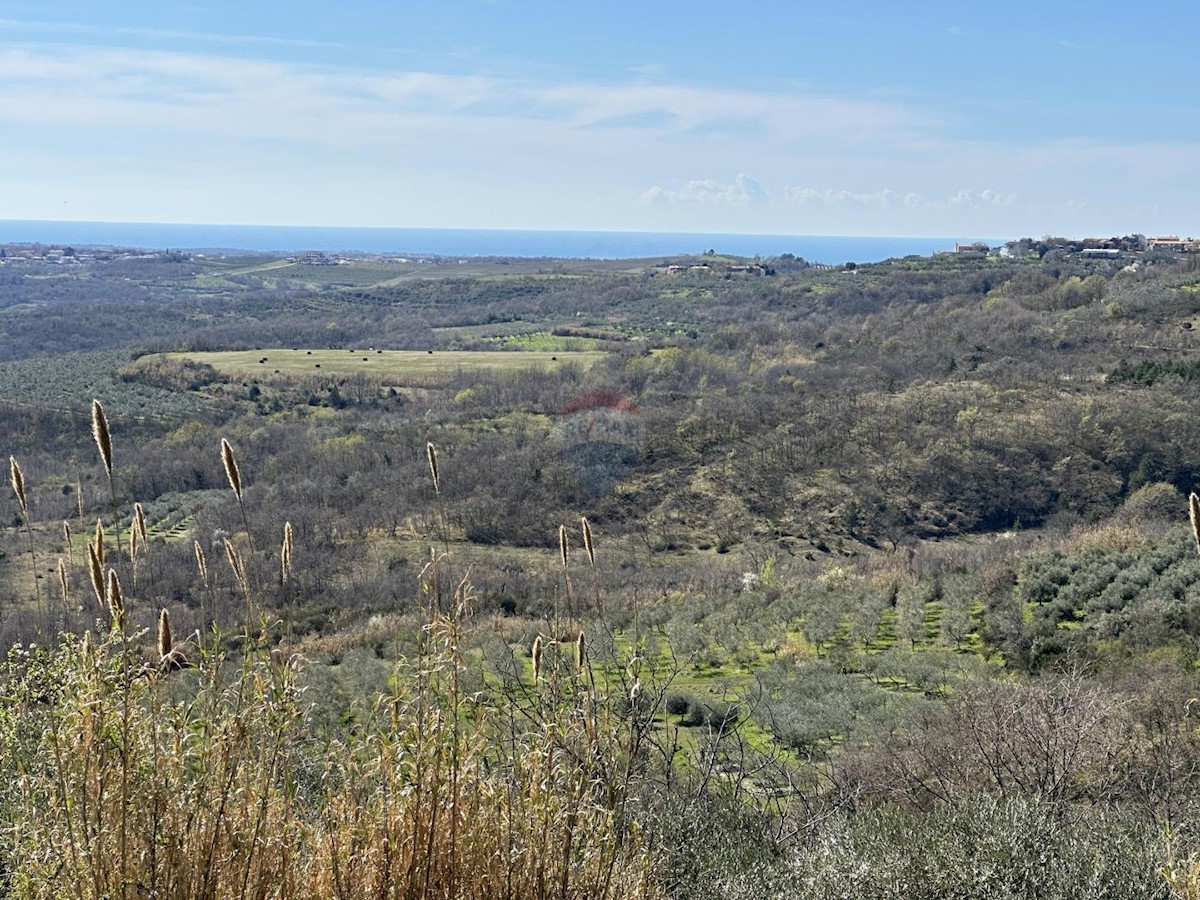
[0, 414, 662, 900]
[3, 608, 660, 900]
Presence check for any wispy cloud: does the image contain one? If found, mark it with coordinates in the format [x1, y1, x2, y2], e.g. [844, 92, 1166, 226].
[0, 43, 930, 151]
[782, 186, 1014, 210]
[0, 18, 338, 49]
[784, 187, 924, 209]
[582, 109, 677, 130]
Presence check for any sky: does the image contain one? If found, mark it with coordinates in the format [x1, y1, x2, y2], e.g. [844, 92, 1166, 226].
[1, 1, 1199, 238]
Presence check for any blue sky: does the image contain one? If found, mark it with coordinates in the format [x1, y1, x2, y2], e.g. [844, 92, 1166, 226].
[2, 1, 1198, 237]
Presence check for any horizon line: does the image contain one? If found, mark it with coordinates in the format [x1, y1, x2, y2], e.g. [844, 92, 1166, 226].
[0, 218, 1005, 243]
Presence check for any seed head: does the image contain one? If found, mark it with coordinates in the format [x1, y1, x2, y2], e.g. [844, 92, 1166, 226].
[1191, 493, 1200, 555]
[94, 518, 105, 566]
[221, 438, 242, 502]
[57, 558, 68, 603]
[194, 541, 208, 586]
[134, 502, 147, 547]
[576, 631, 586, 672]
[158, 608, 173, 660]
[281, 521, 294, 585]
[426, 442, 440, 494]
[224, 538, 248, 595]
[532, 635, 544, 682]
[91, 400, 113, 477]
[581, 517, 595, 567]
[559, 524, 569, 569]
[9, 457, 26, 516]
[106, 569, 124, 629]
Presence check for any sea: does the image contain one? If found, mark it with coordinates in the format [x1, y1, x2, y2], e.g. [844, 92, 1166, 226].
[0, 220, 999, 265]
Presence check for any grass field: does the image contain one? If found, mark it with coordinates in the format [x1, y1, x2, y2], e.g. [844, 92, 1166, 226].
[160, 347, 609, 380]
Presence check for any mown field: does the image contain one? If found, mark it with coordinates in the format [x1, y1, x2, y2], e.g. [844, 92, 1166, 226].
[151, 347, 609, 380]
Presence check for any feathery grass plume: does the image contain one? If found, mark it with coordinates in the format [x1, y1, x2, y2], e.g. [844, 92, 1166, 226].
[576, 631, 586, 672]
[221, 438, 242, 502]
[91, 399, 113, 478]
[281, 521, 293, 584]
[581, 516, 595, 567]
[62, 520, 71, 545]
[86, 542, 104, 607]
[158, 608, 172, 659]
[129, 522, 140, 562]
[426, 441, 440, 494]
[134, 502, 147, 547]
[223, 537, 249, 595]
[559, 523, 569, 569]
[1191, 492, 1200, 555]
[194, 540, 209, 586]
[9, 456, 27, 516]
[105, 568, 124, 629]
[94, 518, 105, 566]
[75, 478, 83, 521]
[57, 558, 68, 605]
[532, 635, 544, 682]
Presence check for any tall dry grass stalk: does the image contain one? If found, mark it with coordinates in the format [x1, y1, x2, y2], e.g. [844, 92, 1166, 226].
[558, 523, 575, 621]
[426, 441, 440, 495]
[223, 538, 248, 591]
[106, 568, 124, 630]
[421, 442, 453, 606]
[134, 503, 148, 551]
[158, 607, 172, 659]
[221, 438, 255, 562]
[194, 540, 209, 586]
[221, 438, 242, 502]
[193, 539, 216, 636]
[224, 537, 253, 616]
[87, 541, 105, 608]
[581, 516, 603, 616]
[581, 516, 595, 567]
[94, 518, 106, 566]
[1190, 492, 1200, 555]
[92, 398, 123, 559]
[9, 455, 27, 516]
[281, 521, 293, 585]
[57, 558, 69, 609]
[9, 455, 42, 609]
[91, 399, 113, 478]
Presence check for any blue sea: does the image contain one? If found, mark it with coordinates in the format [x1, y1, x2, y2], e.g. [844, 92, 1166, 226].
[0, 220, 997, 265]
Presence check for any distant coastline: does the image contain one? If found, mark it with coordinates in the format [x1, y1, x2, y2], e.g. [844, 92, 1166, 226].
[0, 220, 997, 265]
